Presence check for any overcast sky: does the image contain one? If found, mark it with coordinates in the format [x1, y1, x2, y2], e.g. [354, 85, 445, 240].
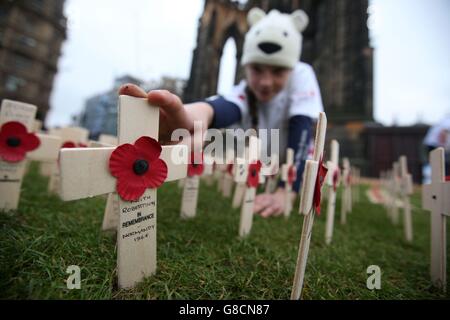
[47, 0, 450, 128]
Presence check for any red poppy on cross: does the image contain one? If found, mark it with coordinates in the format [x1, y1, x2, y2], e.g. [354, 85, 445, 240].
[0, 121, 40, 163]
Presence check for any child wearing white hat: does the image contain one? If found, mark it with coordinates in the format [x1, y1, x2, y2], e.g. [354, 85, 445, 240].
[120, 8, 324, 217]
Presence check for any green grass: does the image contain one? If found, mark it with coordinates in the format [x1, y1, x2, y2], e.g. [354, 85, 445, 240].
[0, 162, 449, 299]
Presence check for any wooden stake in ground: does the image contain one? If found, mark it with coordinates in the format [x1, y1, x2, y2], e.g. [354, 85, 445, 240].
[281, 148, 296, 217]
[215, 156, 226, 193]
[340, 157, 352, 225]
[59, 95, 187, 288]
[0, 100, 61, 212]
[239, 136, 265, 237]
[180, 151, 205, 219]
[202, 154, 215, 186]
[291, 112, 327, 300]
[264, 153, 280, 194]
[222, 149, 235, 198]
[325, 139, 340, 245]
[422, 147, 450, 291]
[232, 157, 248, 209]
[399, 155, 413, 242]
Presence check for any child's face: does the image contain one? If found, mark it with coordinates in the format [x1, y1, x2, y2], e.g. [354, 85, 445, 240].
[245, 63, 292, 103]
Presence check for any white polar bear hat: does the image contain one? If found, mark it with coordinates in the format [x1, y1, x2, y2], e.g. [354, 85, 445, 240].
[241, 8, 309, 69]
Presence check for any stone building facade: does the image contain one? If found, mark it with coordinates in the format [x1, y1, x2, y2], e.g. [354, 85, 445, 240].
[0, 0, 67, 122]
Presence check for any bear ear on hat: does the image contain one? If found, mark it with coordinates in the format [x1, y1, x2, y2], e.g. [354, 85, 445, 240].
[291, 9, 309, 32]
[247, 7, 266, 27]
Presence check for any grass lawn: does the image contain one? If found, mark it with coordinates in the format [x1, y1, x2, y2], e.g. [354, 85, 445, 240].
[0, 162, 449, 300]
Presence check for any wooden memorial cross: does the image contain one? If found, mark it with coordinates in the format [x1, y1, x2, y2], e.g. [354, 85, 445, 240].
[291, 112, 327, 300]
[340, 157, 352, 225]
[399, 156, 413, 242]
[422, 147, 450, 290]
[239, 135, 267, 237]
[222, 149, 235, 198]
[214, 155, 226, 193]
[180, 150, 205, 219]
[202, 153, 215, 186]
[264, 153, 280, 194]
[281, 148, 296, 218]
[232, 157, 248, 209]
[0, 99, 61, 212]
[59, 95, 187, 288]
[325, 139, 340, 245]
[48, 126, 89, 195]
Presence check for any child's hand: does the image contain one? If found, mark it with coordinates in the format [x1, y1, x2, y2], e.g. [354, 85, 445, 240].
[254, 188, 294, 217]
[118, 84, 195, 144]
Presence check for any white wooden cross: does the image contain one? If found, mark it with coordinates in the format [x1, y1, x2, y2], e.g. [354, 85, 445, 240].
[291, 112, 327, 300]
[232, 157, 248, 209]
[325, 139, 340, 245]
[422, 147, 450, 290]
[399, 155, 413, 242]
[59, 95, 187, 288]
[0, 99, 61, 212]
[239, 135, 268, 237]
[281, 148, 295, 218]
[340, 157, 352, 225]
[214, 155, 226, 193]
[264, 153, 280, 194]
[48, 126, 89, 195]
[222, 149, 235, 198]
[202, 153, 215, 187]
[180, 151, 204, 219]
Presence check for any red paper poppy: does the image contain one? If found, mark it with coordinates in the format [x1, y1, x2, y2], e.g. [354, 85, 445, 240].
[0, 121, 40, 163]
[287, 165, 297, 186]
[247, 160, 262, 188]
[109, 136, 168, 201]
[187, 151, 204, 177]
[313, 157, 328, 215]
[227, 163, 234, 176]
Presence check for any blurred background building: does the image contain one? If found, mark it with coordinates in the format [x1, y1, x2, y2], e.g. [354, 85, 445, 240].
[0, 0, 67, 122]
